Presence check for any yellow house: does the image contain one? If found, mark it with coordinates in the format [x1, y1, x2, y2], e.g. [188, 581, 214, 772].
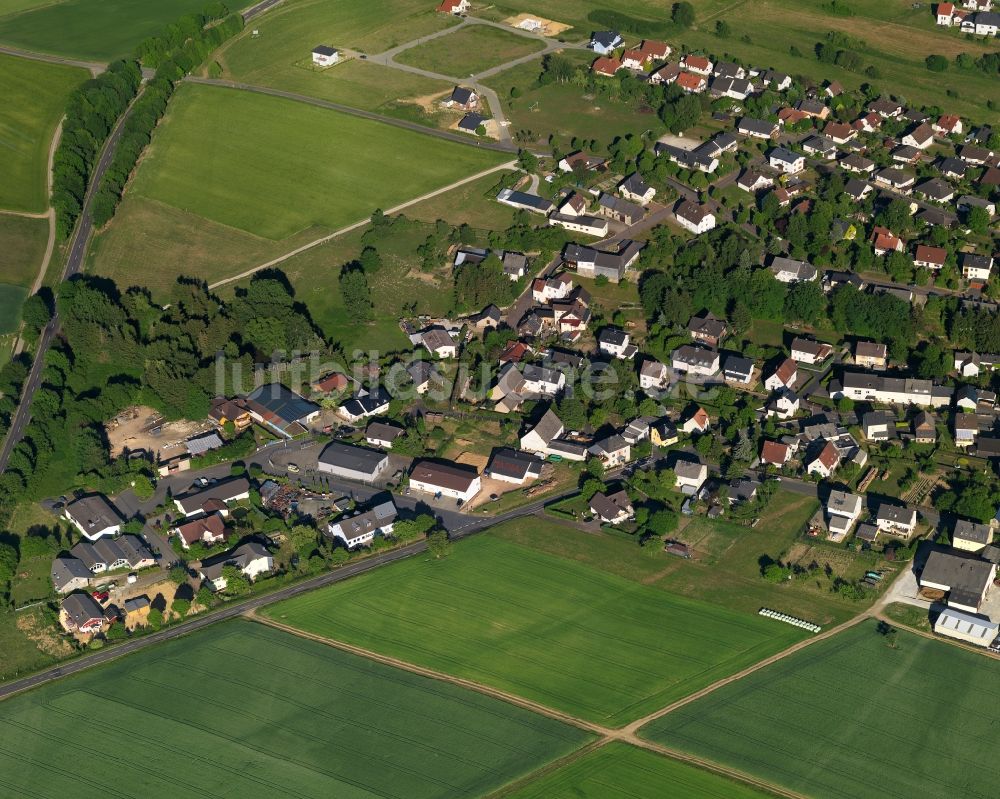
[651, 419, 678, 447]
[953, 520, 992, 553]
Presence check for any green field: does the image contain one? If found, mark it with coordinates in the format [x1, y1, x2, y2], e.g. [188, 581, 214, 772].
[0, 0, 217, 60]
[395, 24, 546, 77]
[0, 53, 85, 212]
[0, 283, 27, 333]
[509, 743, 772, 799]
[264, 535, 804, 727]
[495, 491, 888, 626]
[0, 619, 591, 798]
[130, 83, 508, 240]
[0, 213, 47, 288]
[642, 621, 1000, 799]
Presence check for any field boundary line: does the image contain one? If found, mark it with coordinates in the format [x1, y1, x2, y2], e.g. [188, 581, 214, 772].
[483, 739, 612, 799]
[621, 612, 873, 735]
[206, 159, 517, 290]
[247, 611, 611, 735]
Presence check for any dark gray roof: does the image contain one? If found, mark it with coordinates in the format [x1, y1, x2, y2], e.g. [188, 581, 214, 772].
[366, 421, 404, 443]
[312, 45, 337, 56]
[723, 354, 754, 376]
[175, 477, 251, 515]
[51, 557, 91, 590]
[62, 592, 104, 626]
[319, 441, 389, 474]
[591, 30, 621, 47]
[598, 327, 629, 346]
[65, 494, 121, 537]
[328, 500, 398, 540]
[124, 595, 150, 612]
[769, 147, 801, 165]
[458, 112, 486, 131]
[921, 550, 994, 595]
[245, 383, 319, 427]
[737, 117, 776, 136]
[488, 448, 543, 480]
[449, 86, 475, 105]
[954, 519, 991, 546]
[498, 189, 554, 212]
[620, 172, 651, 196]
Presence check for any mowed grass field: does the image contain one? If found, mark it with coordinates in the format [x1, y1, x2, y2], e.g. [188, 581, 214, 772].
[508, 742, 772, 799]
[0, 619, 592, 798]
[0, 0, 216, 60]
[129, 83, 509, 240]
[642, 621, 1000, 799]
[0, 213, 47, 287]
[263, 535, 805, 727]
[0, 53, 85, 212]
[395, 24, 546, 77]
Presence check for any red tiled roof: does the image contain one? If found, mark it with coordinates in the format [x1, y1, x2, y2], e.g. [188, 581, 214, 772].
[915, 244, 946, 265]
[761, 440, 789, 465]
[676, 72, 704, 90]
[683, 55, 710, 71]
[772, 358, 797, 386]
[592, 56, 623, 76]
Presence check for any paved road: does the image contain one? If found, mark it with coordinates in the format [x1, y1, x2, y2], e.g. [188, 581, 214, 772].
[0, 44, 104, 75]
[242, 0, 285, 20]
[0, 92, 143, 474]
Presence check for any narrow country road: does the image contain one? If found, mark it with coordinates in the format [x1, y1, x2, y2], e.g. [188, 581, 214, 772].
[205, 159, 517, 290]
[0, 44, 104, 75]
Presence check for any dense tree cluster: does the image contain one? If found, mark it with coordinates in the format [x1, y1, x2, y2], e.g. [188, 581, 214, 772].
[93, 6, 245, 227]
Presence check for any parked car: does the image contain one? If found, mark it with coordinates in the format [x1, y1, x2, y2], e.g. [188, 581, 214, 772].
[91, 590, 110, 602]
[287, 463, 300, 473]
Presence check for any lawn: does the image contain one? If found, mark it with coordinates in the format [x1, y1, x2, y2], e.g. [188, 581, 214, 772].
[494, 491, 892, 626]
[0, 213, 48, 288]
[395, 24, 545, 77]
[641, 621, 1000, 799]
[0, 619, 591, 797]
[484, 51, 666, 146]
[130, 83, 508, 240]
[0, 53, 85, 212]
[402, 170, 518, 230]
[474, 0, 669, 33]
[508, 742, 773, 799]
[0, 0, 218, 60]
[0, 283, 27, 333]
[263, 534, 804, 727]
[0, 605, 71, 681]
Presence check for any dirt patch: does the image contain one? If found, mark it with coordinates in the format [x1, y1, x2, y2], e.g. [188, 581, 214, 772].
[17, 611, 74, 658]
[502, 12, 573, 37]
[410, 89, 451, 113]
[454, 450, 489, 470]
[105, 405, 214, 459]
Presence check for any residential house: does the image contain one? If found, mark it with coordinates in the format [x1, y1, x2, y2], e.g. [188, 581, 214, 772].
[63, 494, 122, 541]
[843, 178, 873, 202]
[618, 173, 655, 204]
[736, 169, 773, 193]
[824, 122, 855, 144]
[409, 459, 481, 503]
[589, 490, 635, 524]
[407, 361, 440, 395]
[676, 71, 707, 93]
[954, 351, 981, 377]
[764, 358, 798, 391]
[639, 358, 669, 391]
[870, 225, 904, 256]
[592, 56, 624, 77]
[854, 341, 888, 370]
[769, 147, 805, 174]
[920, 549, 997, 612]
[200, 541, 273, 592]
[445, 85, 478, 110]
[674, 199, 716, 234]
[862, 410, 894, 441]
[558, 151, 605, 172]
[548, 212, 609, 237]
[760, 440, 791, 468]
[588, 434, 631, 468]
[317, 441, 390, 482]
[243, 383, 320, 437]
[486, 448, 543, 485]
[791, 337, 833, 364]
[802, 135, 837, 159]
[311, 45, 339, 66]
[622, 417, 653, 445]
[915, 178, 955, 203]
[711, 76, 754, 100]
[589, 30, 623, 55]
[436, 0, 470, 12]
[338, 388, 392, 420]
[456, 112, 485, 134]
[769, 256, 817, 283]
[954, 412, 980, 447]
[421, 326, 457, 358]
[70, 535, 154, 575]
[519, 408, 588, 461]
[876, 504, 918, 537]
[598, 327, 635, 359]
[365, 421, 404, 449]
[737, 117, 778, 139]
[962, 253, 994, 282]
[174, 477, 251, 518]
[832, 372, 952, 407]
[672, 345, 720, 378]
[869, 98, 904, 118]
[598, 193, 646, 224]
[874, 168, 915, 193]
[768, 388, 800, 420]
[651, 418, 678, 447]
[954, 519, 992, 553]
[123, 596, 150, 630]
[171, 513, 229, 550]
[795, 98, 829, 119]
[902, 122, 935, 149]
[563, 240, 642, 283]
[674, 459, 708, 493]
[209, 397, 253, 430]
[826, 490, 863, 540]
[532, 273, 573, 303]
[839, 152, 876, 174]
[688, 313, 727, 347]
[51, 557, 92, 594]
[60, 593, 106, 634]
[723, 354, 755, 386]
[327, 499, 397, 548]
[806, 440, 840, 478]
[680, 406, 710, 435]
[913, 410, 937, 443]
[680, 54, 713, 75]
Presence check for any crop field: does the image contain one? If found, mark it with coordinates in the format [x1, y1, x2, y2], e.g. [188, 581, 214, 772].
[0, 619, 591, 798]
[0, 284, 27, 333]
[509, 742, 772, 799]
[263, 535, 804, 726]
[0, 0, 215, 60]
[0, 53, 85, 212]
[0, 214, 47, 288]
[129, 83, 508, 240]
[395, 24, 546, 77]
[642, 621, 1000, 799]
